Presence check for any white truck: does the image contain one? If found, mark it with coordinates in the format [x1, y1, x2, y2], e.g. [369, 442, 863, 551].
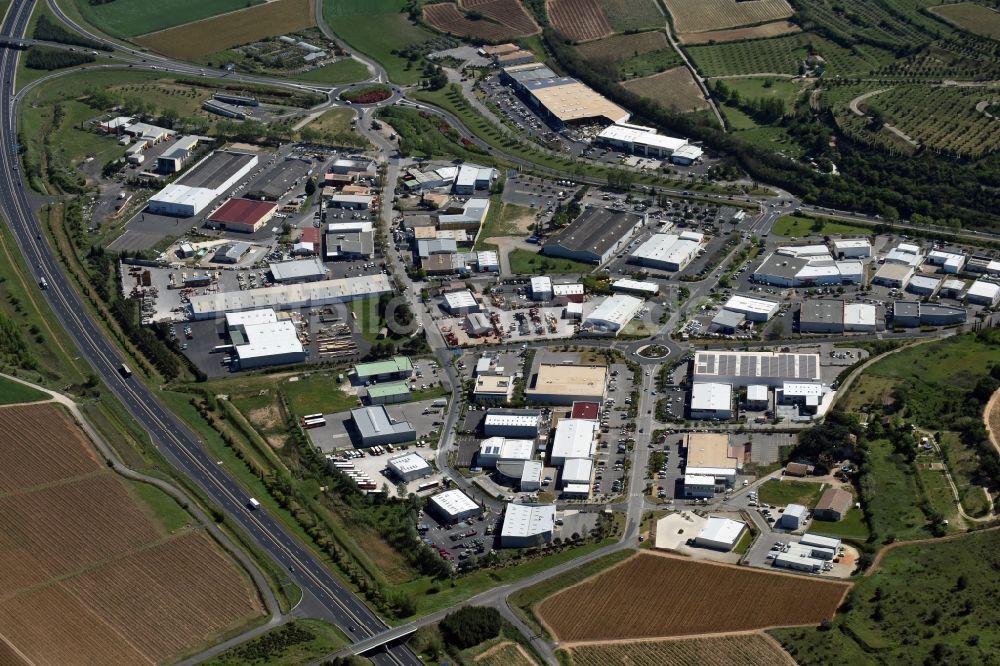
[247, 498, 261, 510]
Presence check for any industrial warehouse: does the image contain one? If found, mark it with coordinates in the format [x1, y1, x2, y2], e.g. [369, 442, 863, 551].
[147, 150, 259, 217]
[692, 351, 821, 387]
[629, 232, 704, 272]
[541, 208, 645, 265]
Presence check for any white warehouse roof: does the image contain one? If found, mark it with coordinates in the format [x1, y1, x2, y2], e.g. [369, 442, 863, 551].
[429, 489, 479, 518]
[612, 278, 659, 295]
[844, 302, 876, 328]
[551, 419, 597, 461]
[631, 234, 700, 266]
[583, 294, 643, 332]
[597, 123, 687, 152]
[967, 280, 1000, 302]
[561, 457, 594, 484]
[690, 382, 732, 412]
[697, 517, 746, 547]
[747, 384, 768, 402]
[189, 275, 392, 318]
[531, 276, 553, 294]
[444, 290, 478, 310]
[388, 452, 432, 477]
[484, 413, 539, 429]
[833, 238, 871, 252]
[723, 295, 779, 320]
[501, 503, 555, 539]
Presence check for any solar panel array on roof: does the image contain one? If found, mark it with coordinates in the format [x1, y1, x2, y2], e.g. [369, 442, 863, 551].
[693, 351, 820, 386]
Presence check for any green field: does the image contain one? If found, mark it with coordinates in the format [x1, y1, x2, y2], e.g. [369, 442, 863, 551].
[282, 373, 359, 417]
[377, 105, 493, 165]
[773, 528, 1000, 664]
[323, 0, 436, 85]
[618, 48, 683, 80]
[757, 478, 826, 507]
[865, 438, 932, 541]
[292, 58, 370, 85]
[509, 249, 594, 275]
[132, 480, 193, 533]
[808, 508, 869, 542]
[0, 375, 47, 405]
[203, 619, 349, 666]
[939, 431, 992, 517]
[770, 214, 870, 237]
[73, 0, 264, 38]
[597, 0, 664, 33]
[688, 32, 889, 78]
[719, 77, 806, 108]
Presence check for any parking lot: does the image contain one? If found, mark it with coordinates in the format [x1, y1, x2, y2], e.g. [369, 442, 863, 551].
[306, 396, 447, 453]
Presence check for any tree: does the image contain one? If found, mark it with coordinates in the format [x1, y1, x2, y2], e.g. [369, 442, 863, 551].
[439, 606, 502, 649]
[304, 177, 317, 197]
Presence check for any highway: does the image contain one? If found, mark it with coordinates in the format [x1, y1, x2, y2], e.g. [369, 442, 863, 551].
[0, 3, 420, 664]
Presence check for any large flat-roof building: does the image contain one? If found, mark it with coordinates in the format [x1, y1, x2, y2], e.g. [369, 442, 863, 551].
[629, 233, 701, 272]
[225, 309, 305, 369]
[148, 150, 258, 217]
[366, 382, 411, 405]
[526, 364, 607, 404]
[542, 208, 645, 265]
[443, 289, 480, 314]
[550, 418, 598, 465]
[189, 275, 392, 320]
[354, 356, 413, 382]
[872, 262, 914, 289]
[523, 77, 630, 126]
[581, 294, 644, 336]
[477, 437, 535, 468]
[800, 300, 877, 333]
[722, 295, 780, 322]
[753, 253, 863, 287]
[611, 278, 659, 296]
[207, 197, 277, 233]
[387, 452, 432, 482]
[695, 517, 747, 551]
[907, 275, 941, 296]
[325, 222, 374, 260]
[967, 280, 1000, 306]
[483, 409, 541, 438]
[596, 123, 687, 158]
[269, 257, 327, 283]
[473, 375, 515, 403]
[500, 503, 555, 548]
[832, 238, 872, 259]
[692, 351, 820, 387]
[561, 457, 593, 487]
[884, 242, 924, 267]
[156, 135, 200, 173]
[350, 405, 416, 447]
[689, 382, 733, 420]
[453, 164, 496, 194]
[683, 432, 738, 488]
[892, 301, 967, 328]
[429, 489, 481, 523]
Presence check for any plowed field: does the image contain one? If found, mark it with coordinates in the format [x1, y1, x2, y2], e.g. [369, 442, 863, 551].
[536, 552, 850, 642]
[568, 633, 796, 666]
[547, 0, 613, 42]
[0, 403, 263, 664]
[135, 0, 315, 59]
[576, 31, 669, 63]
[460, 0, 539, 36]
[622, 67, 709, 112]
[662, 0, 793, 34]
[425, 3, 519, 40]
[680, 20, 801, 44]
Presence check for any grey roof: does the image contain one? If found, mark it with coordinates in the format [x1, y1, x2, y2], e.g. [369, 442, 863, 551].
[506, 65, 557, 84]
[754, 253, 809, 281]
[800, 300, 844, 326]
[417, 239, 458, 257]
[326, 229, 374, 256]
[544, 208, 642, 257]
[711, 309, 744, 329]
[178, 151, 256, 189]
[893, 301, 920, 318]
[351, 406, 414, 439]
[269, 257, 326, 281]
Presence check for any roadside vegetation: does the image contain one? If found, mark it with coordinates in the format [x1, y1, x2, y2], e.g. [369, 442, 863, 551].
[203, 619, 349, 666]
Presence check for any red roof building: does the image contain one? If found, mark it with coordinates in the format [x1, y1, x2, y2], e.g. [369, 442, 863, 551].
[300, 227, 321, 245]
[207, 198, 277, 233]
[571, 401, 600, 420]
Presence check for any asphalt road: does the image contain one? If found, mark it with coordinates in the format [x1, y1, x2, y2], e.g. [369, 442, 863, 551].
[0, 3, 420, 664]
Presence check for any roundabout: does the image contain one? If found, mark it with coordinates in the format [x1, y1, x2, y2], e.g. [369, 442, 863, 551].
[636, 343, 671, 360]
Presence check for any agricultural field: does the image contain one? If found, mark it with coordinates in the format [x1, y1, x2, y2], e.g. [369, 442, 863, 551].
[0, 403, 262, 664]
[135, 0, 315, 59]
[757, 479, 827, 507]
[595, 0, 663, 33]
[575, 30, 669, 64]
[566, 633, 795, 666]
[680, 20, 800, 45]
[424, 3, 520, 41]
[687, 32, 888, 78]
[835, 84, 1000, 158]
[720, 77, 806, 108]
[459, 0, 540, 36]
[536, 552, 850, 642]
[930, 2, 1000, 40]
[622, 67, 709, 113]
[324, 0, 441, 85]
[798, 0, 952, 50]
[774, 528, 1000, 664]
[473, 640, 538, 666]
[662, 0, 792, 34]
[547, 0, 613, 42]
[0, 376, 46, 405]
[72, 0, 263, 39]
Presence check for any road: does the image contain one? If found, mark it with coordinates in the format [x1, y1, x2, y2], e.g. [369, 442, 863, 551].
[0, 3, 421, 664]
